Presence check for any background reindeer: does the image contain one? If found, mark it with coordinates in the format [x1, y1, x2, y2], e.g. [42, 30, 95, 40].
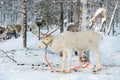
[67, 21, 80, 32]
[0, 27, 6, 40]
[89, 8, 107, 33]
[6, 24, 22, 39]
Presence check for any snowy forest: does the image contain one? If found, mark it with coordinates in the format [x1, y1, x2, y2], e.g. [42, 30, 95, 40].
[0, 0, 120, 80]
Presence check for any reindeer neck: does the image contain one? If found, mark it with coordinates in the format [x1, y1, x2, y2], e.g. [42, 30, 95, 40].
[49, 36, 54, 47]
[49, 34, 63, 53]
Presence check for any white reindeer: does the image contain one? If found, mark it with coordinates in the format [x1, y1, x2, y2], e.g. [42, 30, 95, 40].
[90, 8, 107, 32]
[39, 28, 102, 73]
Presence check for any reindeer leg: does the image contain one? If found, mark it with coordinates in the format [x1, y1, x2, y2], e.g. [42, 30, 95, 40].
[79, 51, 86, 63]
[66, 51, 71, 73]
[57, 51, 67, 73]
[100, 26, 103, 32]
[57, 51, 71, 73]
[103, 22, 106, 34]
[92, 48, 102, 72]
[100, 20, 104, 32]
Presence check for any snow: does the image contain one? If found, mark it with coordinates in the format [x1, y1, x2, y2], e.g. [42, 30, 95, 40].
[0, 30, 120, 80]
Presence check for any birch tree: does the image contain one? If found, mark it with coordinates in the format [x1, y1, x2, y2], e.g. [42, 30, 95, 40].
[80, 0, 90, 62]
[22, 0, 27, 48]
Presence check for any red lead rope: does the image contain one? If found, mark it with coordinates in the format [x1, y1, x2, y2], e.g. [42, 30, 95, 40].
[44, 51, 54, 71]
[44, 50, 90, 72]
[70, 63, 90, 70]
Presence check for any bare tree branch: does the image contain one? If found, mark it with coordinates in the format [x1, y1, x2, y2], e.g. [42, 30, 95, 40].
[107, 1, 118, 35]
[0, 49, 17, 63]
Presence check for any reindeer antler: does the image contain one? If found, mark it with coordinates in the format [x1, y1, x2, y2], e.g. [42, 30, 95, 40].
[41, 30, 49, 36]
[48, 15, 60, 35]
[41, 19, 50, 36]
[89, 8, 107, 28]
[41, 15, 60, 36]
[49, 26, 60, 35]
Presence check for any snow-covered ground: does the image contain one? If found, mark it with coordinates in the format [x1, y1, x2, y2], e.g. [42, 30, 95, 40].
[0, 30, 120, 80]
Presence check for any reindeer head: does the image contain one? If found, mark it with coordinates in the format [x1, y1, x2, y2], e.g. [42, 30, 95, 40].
[38, 15, 60, 49]
[39, 34, 53, 48]
[0, 27, 6, 34]
[39, 26, 59, 48]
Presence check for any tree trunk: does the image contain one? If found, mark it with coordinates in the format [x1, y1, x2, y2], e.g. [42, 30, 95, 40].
[68, 1, 73, 23]
[80, 0, 90, 62]
[77, 0, 80, 27]
[60, 1, 64, 33]
[70, 2, 73, 23]
[38, 26, 40, 40]
[1, 13, 2, 26]
[22, 0, 27, 48]
[11, 14, 12, 24]
[112, 18, 115, 36]
[81, 0, 88, 30]
[73, 2, 77, 23]
[3, 13, 5, 24]
[15, 13, 18, 24]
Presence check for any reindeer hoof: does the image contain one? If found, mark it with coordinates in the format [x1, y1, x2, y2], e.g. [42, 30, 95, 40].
[64, 69, 71, 73]
[92, 67, 101, 72]
[56, 69, 65, 73]
[56, 69, 71, 73]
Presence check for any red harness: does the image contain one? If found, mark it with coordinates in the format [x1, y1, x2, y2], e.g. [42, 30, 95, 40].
[44, 49, 89, 72]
